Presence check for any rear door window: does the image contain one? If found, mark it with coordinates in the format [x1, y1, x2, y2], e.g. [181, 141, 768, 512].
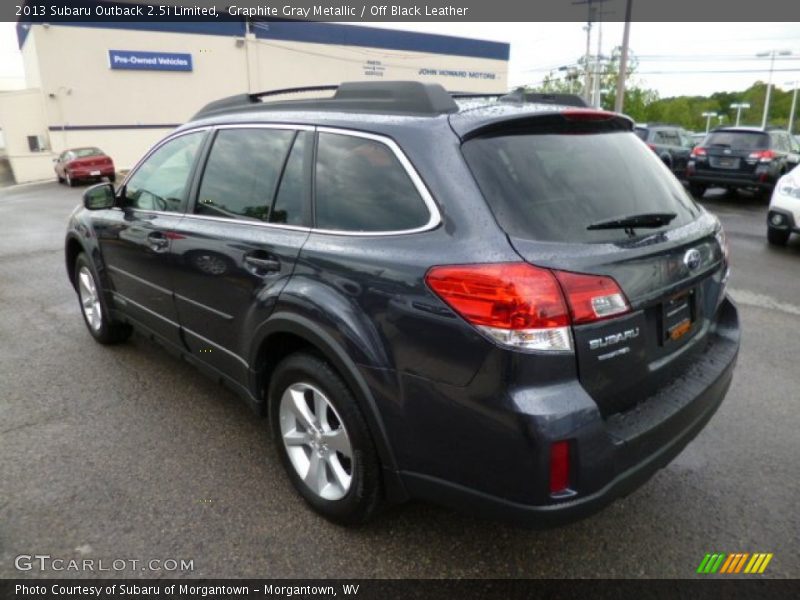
[314, 132, 430, 232]
[462, 130, 701, 243]
[196, 128, 295, 221]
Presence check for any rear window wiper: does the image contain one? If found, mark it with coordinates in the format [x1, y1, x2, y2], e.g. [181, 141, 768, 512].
[586, 212, 677, 232]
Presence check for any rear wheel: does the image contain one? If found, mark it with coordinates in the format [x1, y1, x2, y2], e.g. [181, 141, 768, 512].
[767, 226, 790, 246]
[689, 183, 706, 198]
[269, 353, 382, 525]
[74, 253, 132, 344]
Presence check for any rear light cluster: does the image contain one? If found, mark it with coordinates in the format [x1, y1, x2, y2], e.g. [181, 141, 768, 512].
[690, 147, 707, 158]
[425, 263, 630, 352]
[748, 149, 775, 162]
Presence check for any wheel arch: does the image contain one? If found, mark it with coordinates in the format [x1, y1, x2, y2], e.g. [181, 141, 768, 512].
[248, 313, 407, 501]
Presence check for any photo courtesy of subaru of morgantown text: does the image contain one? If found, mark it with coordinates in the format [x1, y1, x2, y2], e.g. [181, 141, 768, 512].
[65, 81, 739, 525]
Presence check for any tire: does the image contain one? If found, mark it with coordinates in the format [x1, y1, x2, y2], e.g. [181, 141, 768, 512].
[767, 226, 790, 246]
[108, 174, 116, 184]
[689, 183, 706, 198]
[57, 173, 64, 184]
[269, 353, 382, 525]
[74, 253, 132, 344]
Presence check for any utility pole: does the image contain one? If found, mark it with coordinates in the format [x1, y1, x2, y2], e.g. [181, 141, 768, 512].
[593, 18, 603, 107]
[757, 49, 792, 128]
[787, 81, 798, 135]
[583, 21, 593, 104]
[614, 0, 633, 113]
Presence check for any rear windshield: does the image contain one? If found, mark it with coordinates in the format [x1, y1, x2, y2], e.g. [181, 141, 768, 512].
[462, 131, 701, 243]
[73, 148, 104, 158]
[704, 131, 769, 150]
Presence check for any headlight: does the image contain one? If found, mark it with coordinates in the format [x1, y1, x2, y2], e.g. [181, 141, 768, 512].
[778, 180, 800, 199]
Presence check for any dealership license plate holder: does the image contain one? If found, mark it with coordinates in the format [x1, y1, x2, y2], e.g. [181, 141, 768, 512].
[90, 170, 101, 176]
[661, 288, 697, 345]
[717, 157, 738, 169]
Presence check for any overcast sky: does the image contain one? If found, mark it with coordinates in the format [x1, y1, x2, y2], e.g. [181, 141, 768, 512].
[1, 21, 799, 97]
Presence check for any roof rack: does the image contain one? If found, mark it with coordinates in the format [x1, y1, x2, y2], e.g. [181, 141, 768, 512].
[191, 82, 592, 121]
[192, 81, 460, 120]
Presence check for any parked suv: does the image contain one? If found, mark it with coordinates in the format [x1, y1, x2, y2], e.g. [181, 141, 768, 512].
[65, 82, 739, 526]
[687, 126, 800, 199]
[634, 123, 695, 179]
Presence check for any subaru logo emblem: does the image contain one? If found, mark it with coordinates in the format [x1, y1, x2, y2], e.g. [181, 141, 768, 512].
[684, 248, 702, 270]
[723, 148, 731, 154]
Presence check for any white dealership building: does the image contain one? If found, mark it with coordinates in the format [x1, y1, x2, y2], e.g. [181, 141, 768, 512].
[0, 20, 509, 183]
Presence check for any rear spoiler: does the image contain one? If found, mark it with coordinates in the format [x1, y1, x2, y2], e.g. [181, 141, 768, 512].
[458, 110, 635, 141]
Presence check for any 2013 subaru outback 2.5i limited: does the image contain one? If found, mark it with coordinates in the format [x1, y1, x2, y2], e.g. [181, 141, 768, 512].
[65, 82, 739, 526]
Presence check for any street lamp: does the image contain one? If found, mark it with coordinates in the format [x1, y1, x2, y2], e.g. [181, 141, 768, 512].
[756, 49, 792, 128]
[702, 111, 718, 134]
[785, 81, 798, 135]
[730, 102, 750, 126]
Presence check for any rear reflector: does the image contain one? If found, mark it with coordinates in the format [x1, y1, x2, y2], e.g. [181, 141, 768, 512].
[555, 270, 630, 324]
[424, 263, 572, 351]
[549, 440, 571, 494]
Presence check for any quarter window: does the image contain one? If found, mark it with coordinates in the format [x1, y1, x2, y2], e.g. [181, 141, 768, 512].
[124, 132, 205, 213]
[314, 132, 430, 232]
[197, 128, 295, 221]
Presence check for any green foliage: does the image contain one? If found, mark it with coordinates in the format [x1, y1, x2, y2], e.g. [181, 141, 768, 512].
[529, 48, 798, 133]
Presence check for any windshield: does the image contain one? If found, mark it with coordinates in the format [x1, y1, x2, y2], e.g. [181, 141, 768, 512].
[462, 130, 701, 243]
[704, 131, 769, 150]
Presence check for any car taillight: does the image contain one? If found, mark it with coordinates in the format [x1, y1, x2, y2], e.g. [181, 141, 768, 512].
[560, 109, 615, 121]
[425, 263, 631, 351]
[549, 440, 571, 495]
[748, 149, 775, 162]
[647, 143, 657, 152]
[425, 263, 572, 351]
[691, 147, 707, 158]
[555, 270, 630, 324]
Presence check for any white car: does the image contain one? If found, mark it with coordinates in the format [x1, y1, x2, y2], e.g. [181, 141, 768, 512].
[767, 165, 800, 246]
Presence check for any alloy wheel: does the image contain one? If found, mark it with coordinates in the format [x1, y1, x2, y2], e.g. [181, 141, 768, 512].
[279, 382, 354, 501]
[77, 265, 103, 332]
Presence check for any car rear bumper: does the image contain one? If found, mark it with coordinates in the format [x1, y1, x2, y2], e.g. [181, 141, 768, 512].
[395, 297, 740, 526]
[69, 167, 115, 179]
[688, 167, 777, 189]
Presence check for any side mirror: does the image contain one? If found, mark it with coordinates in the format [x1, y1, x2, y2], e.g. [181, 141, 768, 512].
[83, 182, 116, 210]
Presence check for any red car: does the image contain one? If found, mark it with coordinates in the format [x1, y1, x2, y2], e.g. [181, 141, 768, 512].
[54, 147, 115, 187]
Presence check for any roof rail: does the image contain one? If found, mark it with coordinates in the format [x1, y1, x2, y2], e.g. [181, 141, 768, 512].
[499, 89, 589, 107]
[192, 81, 459, 120]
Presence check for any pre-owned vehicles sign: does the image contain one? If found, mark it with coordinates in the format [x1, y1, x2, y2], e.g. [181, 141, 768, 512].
[108, 50, 193, 72]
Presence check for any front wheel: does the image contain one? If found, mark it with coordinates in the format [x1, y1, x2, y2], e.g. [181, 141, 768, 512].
[74, 253, 132, 344]
[767, 226, 790, 246]
[269, 353, 382, 525]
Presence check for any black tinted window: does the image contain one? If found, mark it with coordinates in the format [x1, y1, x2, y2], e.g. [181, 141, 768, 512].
[705, 131, 769, 150]
[463, 131, 701, 243]
[197, 128, 294, 221]
[634, 128, 648, 141]
[271, 132, 310, 226]
[125, 132, 204, 213]
[315, 133, 430, 232]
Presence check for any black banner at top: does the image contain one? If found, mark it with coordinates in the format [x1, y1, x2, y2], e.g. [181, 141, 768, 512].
[8, 0, 800, 22]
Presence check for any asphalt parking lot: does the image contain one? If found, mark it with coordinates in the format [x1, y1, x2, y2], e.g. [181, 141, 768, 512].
[1, 181, 798, 579]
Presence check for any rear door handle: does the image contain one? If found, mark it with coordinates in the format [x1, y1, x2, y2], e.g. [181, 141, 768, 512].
[244, 254, 281, 273]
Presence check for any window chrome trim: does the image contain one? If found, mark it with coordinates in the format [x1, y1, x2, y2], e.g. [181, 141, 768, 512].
[313, 126, 442, 237]
[115, 123, 443, 237]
